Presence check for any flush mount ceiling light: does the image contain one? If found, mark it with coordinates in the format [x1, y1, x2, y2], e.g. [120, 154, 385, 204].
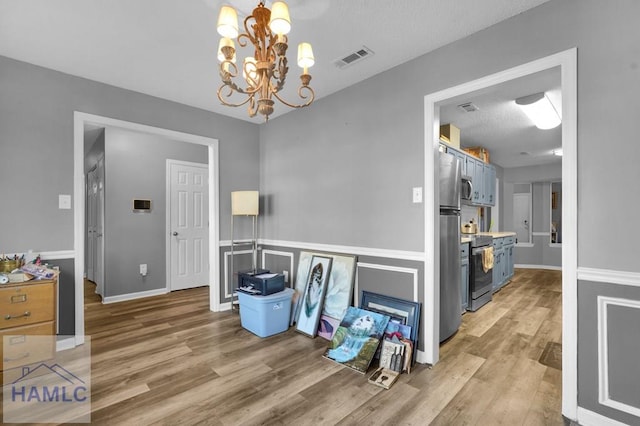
[216, 1, 315, 121]
[515, 92, 561, 130]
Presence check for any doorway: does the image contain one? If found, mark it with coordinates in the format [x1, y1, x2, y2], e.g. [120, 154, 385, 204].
[86, 157, 105, 297]
[513, 191, 532, 244]
[167, 160, 209, 291]
[73, 112, 221, 347]
[423, 48, 577, 417]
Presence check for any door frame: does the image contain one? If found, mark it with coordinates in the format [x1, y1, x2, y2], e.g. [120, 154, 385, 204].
[423, 48, 577, 418]
[165, 159, 210, 292]
[73, 112, 220, 346]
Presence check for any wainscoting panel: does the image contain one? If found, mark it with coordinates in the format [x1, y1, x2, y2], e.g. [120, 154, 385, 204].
[578, 278, 640, 426]
[597, 296, 640, 417]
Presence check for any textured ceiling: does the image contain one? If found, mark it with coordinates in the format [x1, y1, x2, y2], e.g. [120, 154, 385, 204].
[440, 67, 562, 168]
[0, 0, 552, 123]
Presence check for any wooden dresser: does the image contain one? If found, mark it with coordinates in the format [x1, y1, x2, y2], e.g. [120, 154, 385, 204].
[0, 278, 57, 376]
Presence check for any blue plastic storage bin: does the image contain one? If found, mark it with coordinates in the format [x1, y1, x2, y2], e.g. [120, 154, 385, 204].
[237, 287, 294, 337]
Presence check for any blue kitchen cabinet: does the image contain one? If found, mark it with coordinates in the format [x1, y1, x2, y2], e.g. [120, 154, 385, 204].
[504, 236, 515, 280]
[461, 242, 470, 312]
[492, 237, 505, 292]
[484, 163, 496, 206]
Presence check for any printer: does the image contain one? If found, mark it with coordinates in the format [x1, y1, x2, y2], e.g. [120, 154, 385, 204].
[237, 270, 285, 296]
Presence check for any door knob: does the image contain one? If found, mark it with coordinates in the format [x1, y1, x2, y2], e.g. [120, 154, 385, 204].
[172, 232, 179, 236]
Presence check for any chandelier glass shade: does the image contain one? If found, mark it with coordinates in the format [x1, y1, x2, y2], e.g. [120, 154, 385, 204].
[216, 1, 315, 120]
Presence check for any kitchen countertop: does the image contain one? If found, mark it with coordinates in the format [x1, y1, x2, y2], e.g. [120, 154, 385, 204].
[461, 231, 516, 243]
[477, 231, 517, 238]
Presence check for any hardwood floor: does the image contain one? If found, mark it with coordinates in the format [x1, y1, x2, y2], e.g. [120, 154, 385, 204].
[80, 269, 563, 425]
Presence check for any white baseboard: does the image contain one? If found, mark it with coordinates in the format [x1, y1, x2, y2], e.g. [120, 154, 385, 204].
[56, 336, 76, 352]
[515, 264, 562, 271]
[577, 407, 629, 426]
[218, 301, 232, 311]
[103, 288, 168, 304]
[416, 349, 428, 365]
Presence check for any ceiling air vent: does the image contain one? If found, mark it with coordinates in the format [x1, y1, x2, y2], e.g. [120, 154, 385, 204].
[334, 46, 374, 69]
[458, 102, 479, 113]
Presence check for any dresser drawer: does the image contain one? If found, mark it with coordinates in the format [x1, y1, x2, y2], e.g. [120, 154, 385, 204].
[0, 282, 56, 329]
[1, 321, 56, 371]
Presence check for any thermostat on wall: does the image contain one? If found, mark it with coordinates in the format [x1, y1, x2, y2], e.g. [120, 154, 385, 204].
[133, 199, 152, 212]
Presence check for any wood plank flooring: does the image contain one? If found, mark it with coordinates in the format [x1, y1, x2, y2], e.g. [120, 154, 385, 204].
[79, 268, 563, 425]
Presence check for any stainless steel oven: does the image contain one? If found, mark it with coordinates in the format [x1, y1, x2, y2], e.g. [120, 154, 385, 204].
[468, 235, 493, 311]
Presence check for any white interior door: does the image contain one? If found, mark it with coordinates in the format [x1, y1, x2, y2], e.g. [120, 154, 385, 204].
[513, 193, 531, 243]
[169, 161, 209, 291]
[95, 157, 105, 296]
[86, 168, 97, 282]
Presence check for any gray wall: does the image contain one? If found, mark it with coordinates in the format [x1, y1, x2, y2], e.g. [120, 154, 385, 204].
[501, 167, 562, 268]
[0, 55, 260, 335]
[103, 127, 208, 298]
[258, 0, 640, 423]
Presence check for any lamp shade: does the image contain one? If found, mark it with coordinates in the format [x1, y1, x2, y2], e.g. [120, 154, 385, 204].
[297, 42, 314, 69]
[269, 1, 291, 35]
[231, 191, 259, 216]
[217, 5, 239, 39]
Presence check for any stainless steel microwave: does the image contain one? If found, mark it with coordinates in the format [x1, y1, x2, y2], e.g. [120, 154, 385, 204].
[461, 176, 473, 202]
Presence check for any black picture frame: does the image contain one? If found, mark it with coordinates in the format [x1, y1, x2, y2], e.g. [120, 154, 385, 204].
[360, 291, 421, 365]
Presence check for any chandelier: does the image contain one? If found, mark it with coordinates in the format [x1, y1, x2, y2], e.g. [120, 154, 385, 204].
[216, 1, 315, 120]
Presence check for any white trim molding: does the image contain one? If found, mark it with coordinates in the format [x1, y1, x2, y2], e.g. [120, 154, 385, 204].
[515, 243, 535, 248]
[223, 249, 254, 299]
[578, 267, 640, 288]
[56, 337, 76, 352]
[532, 232, 551, 237]
[597, 295, 640, 418]
[260, 239, 424, 262]
[577, 407, 630, 426]
[515, 264, 562, 271]
[261, 249, 295, 285]
[103, 288, 168, 304]
[424, 48, 578, 420]
[354, 262, 419, 307]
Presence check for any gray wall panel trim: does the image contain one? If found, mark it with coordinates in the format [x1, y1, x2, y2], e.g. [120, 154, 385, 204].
[578, 268, 640, 288]
[259, 239, 424, 262]
[597, 296, 640, 418]
[355, 262, 419, 306]
[577, 407, 629, 426]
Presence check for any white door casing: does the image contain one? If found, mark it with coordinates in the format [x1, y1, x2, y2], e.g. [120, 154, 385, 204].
[95, 156, 105, 296]
[168, 160, 209, 291]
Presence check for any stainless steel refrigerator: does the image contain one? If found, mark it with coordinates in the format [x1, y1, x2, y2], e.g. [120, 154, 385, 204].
[439, 152, 462, 342]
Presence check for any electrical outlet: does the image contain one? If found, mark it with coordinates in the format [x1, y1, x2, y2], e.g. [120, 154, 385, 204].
[140, 264, 147, 276]
[283, 270, 289, 283]
[412, 187, 423, 203]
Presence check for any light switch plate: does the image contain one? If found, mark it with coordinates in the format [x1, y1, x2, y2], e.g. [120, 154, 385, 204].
[59, 194, 71, 209]
[412, 187, 423, 203]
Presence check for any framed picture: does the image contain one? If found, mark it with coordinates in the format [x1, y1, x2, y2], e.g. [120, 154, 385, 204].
[291, 251, 357, 340]
[323, 306, 390, 374]
[295, 255, 332, 337]
[360, 291, 421, 365]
